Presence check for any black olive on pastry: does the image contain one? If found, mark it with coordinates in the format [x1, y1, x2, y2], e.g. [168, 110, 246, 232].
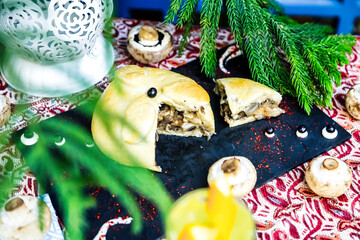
[91, 65, 215, 171]
[214, 78, 284, 127]
[127, 25, 173, 64]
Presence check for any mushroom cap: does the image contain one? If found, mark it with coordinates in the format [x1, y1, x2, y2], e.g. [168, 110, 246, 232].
[345, 84, 360, 119]
[127, 25, 173, 64]
[0, 196, 52, 240]
[305, 156, 352, 198]
[207, 156, 257, 199]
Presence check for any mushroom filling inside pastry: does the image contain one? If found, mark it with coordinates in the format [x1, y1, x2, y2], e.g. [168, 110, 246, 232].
[157, 104, 211, 138]
[218, 86, 281, 122]
[91, 65, 215, 171]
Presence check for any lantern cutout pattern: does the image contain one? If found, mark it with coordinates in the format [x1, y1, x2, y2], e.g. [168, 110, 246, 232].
[0, 0, 114, 97]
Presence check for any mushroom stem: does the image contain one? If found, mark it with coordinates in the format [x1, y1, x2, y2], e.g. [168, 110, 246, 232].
[139, 26, 159, 41]
[221, 158, 241, 173]
[5, 197, 24, 212]
[322, 158, 339, 171]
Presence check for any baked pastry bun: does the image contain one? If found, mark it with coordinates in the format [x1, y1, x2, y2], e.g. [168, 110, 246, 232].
[207, 156, 257, 199]
[214, 78, 284, 127]
[91, 65, 215, 171]
[127, 25, 173, 64]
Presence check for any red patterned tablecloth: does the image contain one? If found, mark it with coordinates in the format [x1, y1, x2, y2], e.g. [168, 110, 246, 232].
[1, 18, 360, 239]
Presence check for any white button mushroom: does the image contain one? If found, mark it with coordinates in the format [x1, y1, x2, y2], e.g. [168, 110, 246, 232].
[0, 196, 52, 240]
[207, 156, 257, 199]
[0, 95, 11, 127]
[305, 156, 352, 198]
[127, 25, 173, 64]
[345, 84, 360, 119]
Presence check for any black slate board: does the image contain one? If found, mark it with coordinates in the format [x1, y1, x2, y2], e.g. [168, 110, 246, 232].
[11, 48, 351, 239]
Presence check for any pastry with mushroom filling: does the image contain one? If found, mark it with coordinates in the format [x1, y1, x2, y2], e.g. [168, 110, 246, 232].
[214, 78, 284, 127]
[127, 25, 173, 64]
[91, 65, 215, 171]
[207, 156, 257, 199]
[0, 196, 52, 240]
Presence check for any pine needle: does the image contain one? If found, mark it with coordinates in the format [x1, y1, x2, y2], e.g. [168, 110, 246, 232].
[165, 0, 357, 113]
[164, 0, 183, 24]
[255, 0, 285, 15]
[15, 104, 172, 239]
[226, 0, 243, 46]
[199, 0, 223, 77]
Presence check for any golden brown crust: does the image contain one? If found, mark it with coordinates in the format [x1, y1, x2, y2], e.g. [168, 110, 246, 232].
[217, 78, 282, 111]
[92, 66, 215, 171]
[215, 78, 284, 127]
[162, 81, 210, 104]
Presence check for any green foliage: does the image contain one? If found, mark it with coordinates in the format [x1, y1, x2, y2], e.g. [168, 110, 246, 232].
[171, 0, 198, 55]
[11, 93, 172, 239]
[165, 0, 357, 114]
[0, 171, 17, 208]
[226, 0, 243, 47]
[0, 81, 172, 240]
[199, 0, 223, 76]
[164, 0, 183, 23]
[255, 0, 284, 15]
[0, 2, 173, 239]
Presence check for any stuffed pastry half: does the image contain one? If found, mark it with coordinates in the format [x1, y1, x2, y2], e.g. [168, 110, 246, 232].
[214, 78, 284, 127]
[92, 65, 215, 171]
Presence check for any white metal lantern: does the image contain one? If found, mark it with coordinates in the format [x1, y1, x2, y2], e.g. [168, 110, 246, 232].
[0, 0, 114, 97]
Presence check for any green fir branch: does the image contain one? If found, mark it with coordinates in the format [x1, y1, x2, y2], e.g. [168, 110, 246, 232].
[163, 0, 199, 56]
[303, 45, 333, 107]
[289, 22, 334, 39]
[177, 0, 198, 55]
[0, 174, 17, 208]
[19, 111, 172, 239]
[165, 0, 357, 113]
[239, 0, 278, 87]
[226, 0, 243, 47]
[178, 18, 195, 56]
[268, 16, 315, 113]
[164, 0, 183, 24]
[177, 0, 198, 27]
[255, 0, 285, 16]
[13, 92, 172, 239]
[199, 0, 223, 77]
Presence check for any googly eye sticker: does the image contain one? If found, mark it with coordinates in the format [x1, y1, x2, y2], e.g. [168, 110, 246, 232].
[21, 131, 39, 146]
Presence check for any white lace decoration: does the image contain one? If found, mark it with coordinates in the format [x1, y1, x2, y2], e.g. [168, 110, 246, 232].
[0, 0, 113, 63]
